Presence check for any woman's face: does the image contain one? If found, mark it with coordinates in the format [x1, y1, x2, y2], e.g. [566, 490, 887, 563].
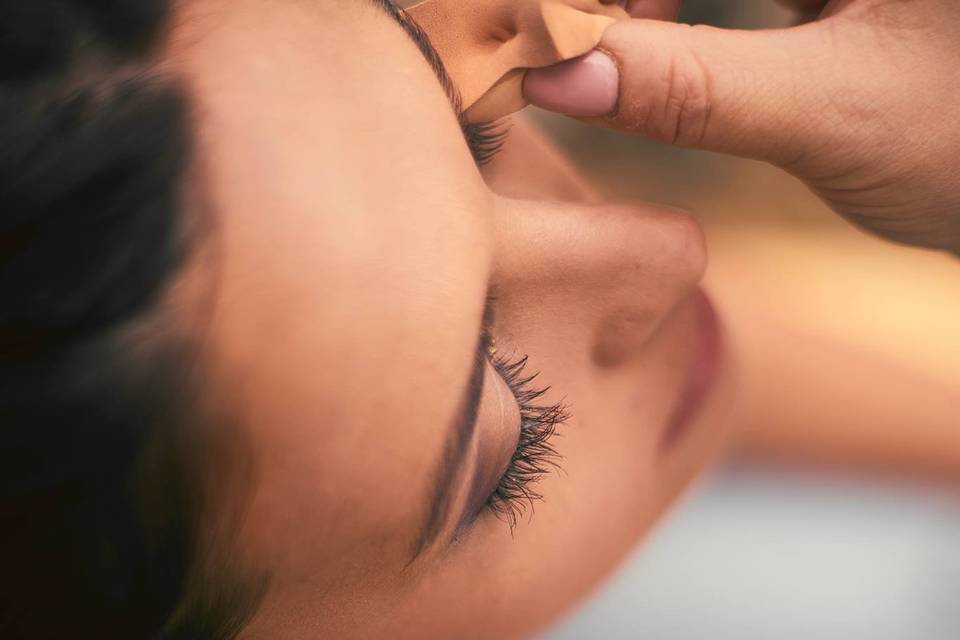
[171, 0, 732, 637]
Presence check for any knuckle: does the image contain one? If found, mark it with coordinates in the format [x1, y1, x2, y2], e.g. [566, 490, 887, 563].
[650, 38, 714, 146]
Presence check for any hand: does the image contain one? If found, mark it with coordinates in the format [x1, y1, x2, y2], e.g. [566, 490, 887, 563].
[525, 0, 960, 252]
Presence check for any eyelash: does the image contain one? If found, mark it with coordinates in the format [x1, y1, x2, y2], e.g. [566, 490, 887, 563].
[485, 349, 569, 529]
[463, 119, 510, 166]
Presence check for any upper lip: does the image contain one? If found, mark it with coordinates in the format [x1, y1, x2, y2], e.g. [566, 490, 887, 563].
[662, 290, 722, 447]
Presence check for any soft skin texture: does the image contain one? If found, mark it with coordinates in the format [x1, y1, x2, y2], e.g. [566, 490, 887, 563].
[526, 0, 960, 252]
[160, 0, 960, 638]
[167, 0, 733, 637]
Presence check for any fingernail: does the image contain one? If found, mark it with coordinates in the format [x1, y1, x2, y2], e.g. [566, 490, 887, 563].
[523, 50, 619, 117]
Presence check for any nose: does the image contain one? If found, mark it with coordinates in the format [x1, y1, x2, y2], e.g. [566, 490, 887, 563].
[490, 196, 706, 367]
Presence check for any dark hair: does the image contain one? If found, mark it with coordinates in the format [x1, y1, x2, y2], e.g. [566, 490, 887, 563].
[0, 2, 260, 637]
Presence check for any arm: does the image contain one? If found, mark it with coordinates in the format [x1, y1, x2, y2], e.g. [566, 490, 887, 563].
[524, 0, 960, 253]
[709, 245, 960, 483]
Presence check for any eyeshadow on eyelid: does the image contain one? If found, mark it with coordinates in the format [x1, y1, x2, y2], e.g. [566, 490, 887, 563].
[462, 362, 521, 521]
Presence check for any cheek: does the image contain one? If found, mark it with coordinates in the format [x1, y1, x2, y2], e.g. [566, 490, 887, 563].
[387, 314, 711, 639]
[533, 309, 699, 545]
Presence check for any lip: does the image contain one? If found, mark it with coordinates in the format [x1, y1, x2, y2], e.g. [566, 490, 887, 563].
[662, 289, 723, 447]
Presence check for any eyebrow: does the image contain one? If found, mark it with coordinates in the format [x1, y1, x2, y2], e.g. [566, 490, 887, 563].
[369, 0, 465, 114]
[369, 1, 490, 559]
[410, 330, 488, 559]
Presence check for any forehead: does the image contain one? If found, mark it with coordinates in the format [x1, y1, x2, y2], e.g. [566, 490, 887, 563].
[169, 0, 492, 572]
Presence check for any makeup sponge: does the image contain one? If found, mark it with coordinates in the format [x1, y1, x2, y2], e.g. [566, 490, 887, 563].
[407, 0, 629, 122]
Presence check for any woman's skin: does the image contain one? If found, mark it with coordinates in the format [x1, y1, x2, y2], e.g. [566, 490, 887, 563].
[491, 122, 960, 484]
[170, 0, 731, 636]
[163, 0, 959, 637]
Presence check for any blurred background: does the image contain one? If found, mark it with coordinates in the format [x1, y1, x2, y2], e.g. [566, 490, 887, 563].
[545, 464, 960, 640]
[525, 2, 960, 639]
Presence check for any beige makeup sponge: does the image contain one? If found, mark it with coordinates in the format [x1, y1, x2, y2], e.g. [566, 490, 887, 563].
[408, 0, 629, 122]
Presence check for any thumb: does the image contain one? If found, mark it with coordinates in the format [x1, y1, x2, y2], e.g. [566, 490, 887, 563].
[524, 19, 834, 165]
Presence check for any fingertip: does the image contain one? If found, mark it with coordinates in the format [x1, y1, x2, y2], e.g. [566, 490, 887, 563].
[523, 50, 620, 117]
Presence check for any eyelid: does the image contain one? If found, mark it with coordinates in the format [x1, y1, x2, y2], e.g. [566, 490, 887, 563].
[492, 359, 507, 425]
[456, 360, 519, 532]
[449, 298, 513, 531]
[483, 349, 567, 529]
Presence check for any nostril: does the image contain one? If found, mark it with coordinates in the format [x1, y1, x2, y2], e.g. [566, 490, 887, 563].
[592, 308, 660, 368]
[488, 24, 518, 45]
